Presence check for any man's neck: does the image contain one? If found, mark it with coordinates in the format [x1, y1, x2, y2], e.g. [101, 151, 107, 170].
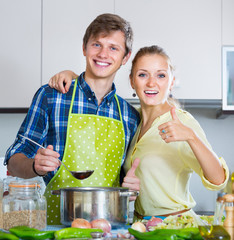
[84, 73, 115, 105]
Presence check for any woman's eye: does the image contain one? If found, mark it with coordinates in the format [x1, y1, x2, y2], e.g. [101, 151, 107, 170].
[158, 74, 166, 78]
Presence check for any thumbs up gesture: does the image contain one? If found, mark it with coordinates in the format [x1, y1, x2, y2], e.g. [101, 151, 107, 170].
[158, 107, 193, 143]
[122, 158, 140, 201]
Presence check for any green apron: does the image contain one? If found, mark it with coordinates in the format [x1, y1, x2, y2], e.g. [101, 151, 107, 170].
[44, 79, 125, 225]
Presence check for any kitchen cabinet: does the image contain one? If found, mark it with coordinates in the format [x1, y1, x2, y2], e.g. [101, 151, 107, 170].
[222, 0, 234, 45]
[42, 0, 114, 84]
[0, 0, 41, 108]
[1, 0, 233, 110]
[115, 0, 222, 100]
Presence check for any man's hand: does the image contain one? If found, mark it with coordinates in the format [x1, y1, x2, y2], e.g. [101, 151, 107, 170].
[48, 70, 77, 94]
[34, 145, 61, 176]
[122, 158, 140, 201]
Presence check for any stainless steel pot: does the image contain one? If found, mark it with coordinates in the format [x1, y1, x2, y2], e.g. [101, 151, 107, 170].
[52, 187, 138, 228]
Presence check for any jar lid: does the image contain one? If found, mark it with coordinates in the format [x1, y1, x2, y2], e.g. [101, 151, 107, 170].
[222, 194, 234, 203]
[8, 180, 40, 188]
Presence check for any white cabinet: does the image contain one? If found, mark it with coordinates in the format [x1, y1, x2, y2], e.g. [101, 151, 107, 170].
[1, 0, 232, 109]
[42, 0, 114, 84]
[0, 0, 41, 108]
[115, 0, 222, 100]
[222, 0, 234, 45]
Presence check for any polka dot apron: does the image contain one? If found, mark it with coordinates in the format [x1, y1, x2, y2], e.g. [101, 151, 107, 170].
[44, 79, 125, 225]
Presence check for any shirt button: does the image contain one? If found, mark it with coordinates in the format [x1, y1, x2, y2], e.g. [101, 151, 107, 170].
[88, 98, 91, 101]
[107, 102, 110, 106]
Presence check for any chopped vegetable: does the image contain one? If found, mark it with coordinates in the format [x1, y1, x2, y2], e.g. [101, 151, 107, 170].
[149, 214, 214, 231]
[146, 217, 163, 231]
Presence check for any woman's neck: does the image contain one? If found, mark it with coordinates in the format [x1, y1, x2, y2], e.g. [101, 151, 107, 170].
[141, 102, 172, 127]
[137, 102, 172, 141]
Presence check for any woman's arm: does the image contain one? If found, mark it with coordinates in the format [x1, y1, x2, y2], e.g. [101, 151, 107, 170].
[48, 70, 78, 93]
[158, 107, 226, 185]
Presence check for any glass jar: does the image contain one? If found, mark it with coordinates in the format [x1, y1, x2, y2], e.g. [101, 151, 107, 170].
[0, 178, 3, 229]
[2, 180, 47, 230]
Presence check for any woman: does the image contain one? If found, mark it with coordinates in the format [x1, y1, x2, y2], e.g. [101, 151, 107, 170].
[124, 45, 228, 220]
[48, 45, 229, 221]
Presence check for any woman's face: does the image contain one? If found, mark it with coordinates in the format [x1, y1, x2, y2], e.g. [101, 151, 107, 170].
[130, 54, 174, 107]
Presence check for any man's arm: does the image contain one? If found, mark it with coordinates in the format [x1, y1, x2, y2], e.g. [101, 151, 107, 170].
[7, 153, 36, 178]
[8, 145, 61, 178]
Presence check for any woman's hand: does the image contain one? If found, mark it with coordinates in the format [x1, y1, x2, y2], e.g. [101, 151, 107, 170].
[158, 107, 194, 143]
[122, 158, 140, 201]
[48, 70, 78, 93]
[159, 107, 225, 185]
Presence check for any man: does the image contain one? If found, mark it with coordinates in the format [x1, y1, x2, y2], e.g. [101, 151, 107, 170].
[5, 13, 140, 225]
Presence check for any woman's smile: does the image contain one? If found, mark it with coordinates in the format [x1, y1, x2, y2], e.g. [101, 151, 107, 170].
[144, 90, 159, 96]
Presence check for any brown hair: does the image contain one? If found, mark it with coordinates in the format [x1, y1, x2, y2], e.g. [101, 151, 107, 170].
[83, 13, 133, 57]
[130, 45, 180, 108]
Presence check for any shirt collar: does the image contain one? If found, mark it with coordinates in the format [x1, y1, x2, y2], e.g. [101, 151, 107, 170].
[77, 72, 117, 105]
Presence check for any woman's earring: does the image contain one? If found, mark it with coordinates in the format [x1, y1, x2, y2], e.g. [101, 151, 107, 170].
[132, 90, 136, 97]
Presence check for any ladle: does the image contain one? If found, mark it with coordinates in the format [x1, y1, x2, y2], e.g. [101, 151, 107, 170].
[18, 134, 94, 180]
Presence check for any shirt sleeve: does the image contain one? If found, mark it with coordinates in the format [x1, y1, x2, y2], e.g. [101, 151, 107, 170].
[4, 87, 49, 164]
[178, 110, 229, 191]
[199, 157, 229, 190]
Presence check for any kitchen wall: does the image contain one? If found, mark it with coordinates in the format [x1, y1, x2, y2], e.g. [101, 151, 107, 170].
[0, 108, 234, 212]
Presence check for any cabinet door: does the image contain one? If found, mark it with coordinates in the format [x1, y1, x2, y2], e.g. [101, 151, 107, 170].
[0, 0, 41, 108]
[115, 0, 222, 100]
[42, 0, 114, 84]
[222, 0, 234, 45]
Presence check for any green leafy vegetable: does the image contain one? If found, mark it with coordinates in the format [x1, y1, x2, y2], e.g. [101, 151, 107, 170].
[128, 227, 203, 240]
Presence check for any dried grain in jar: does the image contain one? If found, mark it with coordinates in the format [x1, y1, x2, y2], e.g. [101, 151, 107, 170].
[2, 180, 46, 230]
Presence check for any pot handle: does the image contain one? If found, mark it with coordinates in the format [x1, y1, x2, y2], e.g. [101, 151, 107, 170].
[119, 190, 139, 197]
[51, 189, 61, 195]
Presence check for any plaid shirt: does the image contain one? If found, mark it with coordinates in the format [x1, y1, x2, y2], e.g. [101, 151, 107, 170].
[5, 73, 140, 185]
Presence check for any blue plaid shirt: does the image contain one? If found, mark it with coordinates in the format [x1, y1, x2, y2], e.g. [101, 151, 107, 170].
[5, 73, 140, 185]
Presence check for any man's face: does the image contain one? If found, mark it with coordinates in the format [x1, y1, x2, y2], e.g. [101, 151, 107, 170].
[83, 31, 130, 81]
